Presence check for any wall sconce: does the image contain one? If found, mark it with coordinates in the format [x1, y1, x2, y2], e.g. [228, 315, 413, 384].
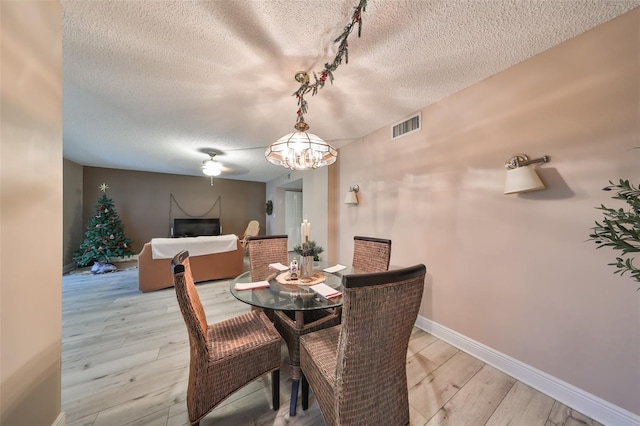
[504, 154, 550, 194]
[344, 185, 359, 205]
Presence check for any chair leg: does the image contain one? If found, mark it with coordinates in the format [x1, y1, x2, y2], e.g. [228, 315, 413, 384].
[272, 369, 280, 410]
[301, 372, 309, 410]
[290, 379, 299, 416]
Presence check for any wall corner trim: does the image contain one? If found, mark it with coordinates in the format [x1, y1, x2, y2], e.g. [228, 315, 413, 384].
[52, 411, 65, 426]
[415, 316, 639, 426]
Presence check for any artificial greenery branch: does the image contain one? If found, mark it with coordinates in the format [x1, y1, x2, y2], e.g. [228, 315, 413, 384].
[293, 240, 324, 261]
[293, 0, 367, 124]
[589, 179, 640, 284]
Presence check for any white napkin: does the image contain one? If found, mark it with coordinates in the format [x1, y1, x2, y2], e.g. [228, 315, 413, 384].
[323, 264, 346, 273]
[269, 262, 289, 271]
[310, 283, 342, 299]
[234, 281, 270, 291]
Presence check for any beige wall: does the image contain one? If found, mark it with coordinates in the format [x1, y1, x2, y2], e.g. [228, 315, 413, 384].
[335, 9, 639, 415]
[2, 2, 634, 423]
[78, 167, 266, 254]
[1, 1, 63, 424]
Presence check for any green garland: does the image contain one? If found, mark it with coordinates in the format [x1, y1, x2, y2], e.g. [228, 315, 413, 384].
[293, 0, 368, 125]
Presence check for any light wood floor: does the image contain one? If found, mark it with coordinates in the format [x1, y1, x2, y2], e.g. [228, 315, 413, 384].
[62, 262, 602, 426]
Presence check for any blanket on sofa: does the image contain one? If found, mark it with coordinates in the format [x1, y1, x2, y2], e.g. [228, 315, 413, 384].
[150, 234, 238, 259]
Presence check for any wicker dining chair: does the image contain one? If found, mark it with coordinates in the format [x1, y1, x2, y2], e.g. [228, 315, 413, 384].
[299, 264, 426, 426]
[246, 235, 290, 319]
[273, 303, 341, 414]
[352, 236, 392, 273]
[247, 235, 289, 281]
[171, 250, 282, 426]
[329, 236, 393, 323]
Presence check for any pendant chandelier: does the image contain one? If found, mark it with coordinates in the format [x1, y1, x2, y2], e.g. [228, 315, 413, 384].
[265, 0, 367, 171]
[265, 86, 338, 170]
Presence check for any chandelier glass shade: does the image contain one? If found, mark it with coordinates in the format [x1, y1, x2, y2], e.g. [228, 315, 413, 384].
[265, 121, 337, 170]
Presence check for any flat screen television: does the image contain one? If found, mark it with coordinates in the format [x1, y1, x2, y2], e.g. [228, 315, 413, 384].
[173, 218, 221, 237]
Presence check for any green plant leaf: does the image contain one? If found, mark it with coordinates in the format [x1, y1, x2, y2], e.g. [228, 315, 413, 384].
[589, 180, 640, 285]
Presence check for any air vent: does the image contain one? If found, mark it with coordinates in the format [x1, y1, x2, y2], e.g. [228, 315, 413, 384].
[391, 112, 421, 140]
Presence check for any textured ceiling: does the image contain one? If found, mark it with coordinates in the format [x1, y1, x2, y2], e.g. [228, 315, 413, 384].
[62, 0, 639, 183]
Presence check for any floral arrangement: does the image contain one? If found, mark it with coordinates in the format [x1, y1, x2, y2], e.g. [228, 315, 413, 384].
[293, 240, 324, 261]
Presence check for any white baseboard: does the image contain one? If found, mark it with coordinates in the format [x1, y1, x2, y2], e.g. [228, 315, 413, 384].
[415, 315, 640, 426]
[52, 411, 65, 426]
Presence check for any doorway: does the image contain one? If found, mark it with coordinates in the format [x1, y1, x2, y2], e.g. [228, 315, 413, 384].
[284, 190, 303, 251]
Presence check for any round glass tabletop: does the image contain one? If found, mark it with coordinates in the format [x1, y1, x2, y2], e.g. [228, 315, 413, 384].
[230, 261, 351, 311]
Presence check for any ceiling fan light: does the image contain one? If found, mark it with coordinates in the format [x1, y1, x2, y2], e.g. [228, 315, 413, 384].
[202, 159, 222, 176]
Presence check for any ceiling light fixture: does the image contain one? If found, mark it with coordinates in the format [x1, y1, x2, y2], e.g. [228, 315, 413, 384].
[265, 0, 368, 171]
[202, 152, 222, 177]
[202, 152, 222, 186]
[265, 95, 338, 170]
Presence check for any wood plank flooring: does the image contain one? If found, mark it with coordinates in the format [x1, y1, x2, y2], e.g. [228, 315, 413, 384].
[62, 262, 602, 426]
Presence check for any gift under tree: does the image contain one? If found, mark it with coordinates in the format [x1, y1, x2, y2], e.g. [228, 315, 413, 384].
[74, 183, 134, 272]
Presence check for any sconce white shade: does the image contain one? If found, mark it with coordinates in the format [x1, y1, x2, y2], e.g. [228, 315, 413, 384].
[344, 185, 359, 204]
[344, 191, 359, 204]
[504, 165, 545, 194]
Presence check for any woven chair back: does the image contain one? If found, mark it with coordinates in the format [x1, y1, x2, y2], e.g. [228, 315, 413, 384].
[247, 235, 289, 281]
[243, 220, 260, 238]
[172, 250, 209, 352]
[336, 264, 426, 424]
[352, 236, 392, 273]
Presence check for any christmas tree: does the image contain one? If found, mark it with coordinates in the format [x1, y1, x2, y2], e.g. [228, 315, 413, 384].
[74, 183, 134, 269]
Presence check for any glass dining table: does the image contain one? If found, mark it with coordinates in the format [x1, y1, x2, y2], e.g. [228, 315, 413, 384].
[230, 261, 352, 416]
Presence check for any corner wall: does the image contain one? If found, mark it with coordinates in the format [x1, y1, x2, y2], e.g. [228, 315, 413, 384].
[1, 1, 63, 424]
[336, 8, 639, 417]
[63, 159, 83, 270]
